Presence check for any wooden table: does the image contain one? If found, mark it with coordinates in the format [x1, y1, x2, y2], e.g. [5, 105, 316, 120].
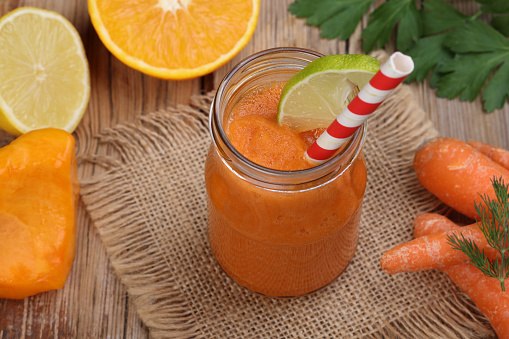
[1, 0, 507, 337]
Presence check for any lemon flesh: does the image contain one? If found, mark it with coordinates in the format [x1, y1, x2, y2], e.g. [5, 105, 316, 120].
[277, 54, 379, 132]
[0, 7, 90, 135]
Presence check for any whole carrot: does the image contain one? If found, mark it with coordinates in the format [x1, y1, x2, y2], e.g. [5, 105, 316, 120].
[414, 138, 509, 220]
[469, 140, 509, 171]
[380, 223, 487, 274]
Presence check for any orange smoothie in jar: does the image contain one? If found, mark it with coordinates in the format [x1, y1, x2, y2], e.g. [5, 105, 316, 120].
[206, 48, 367, 297]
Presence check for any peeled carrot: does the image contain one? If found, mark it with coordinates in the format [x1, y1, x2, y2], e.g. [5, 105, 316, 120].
[469, 140, 509, 171]
[413, 213, 459, 238]
[380, 223, 488, 274]
[414, 138, 509, 220]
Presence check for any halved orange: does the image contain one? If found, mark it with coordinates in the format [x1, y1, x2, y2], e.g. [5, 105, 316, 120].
[88, 0, 260, 80]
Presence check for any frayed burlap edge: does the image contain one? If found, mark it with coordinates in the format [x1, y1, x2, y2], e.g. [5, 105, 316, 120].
[79, 86, 494, 338]
[80, 107, 209, 338]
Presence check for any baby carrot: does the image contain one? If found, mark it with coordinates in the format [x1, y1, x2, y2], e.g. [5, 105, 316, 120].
[469, 140, 509, 171]
[414, 138, 509, 220]
[442, 264, 509, 339]
[380, 223, 487, 274]
[413, 213, 459, 238]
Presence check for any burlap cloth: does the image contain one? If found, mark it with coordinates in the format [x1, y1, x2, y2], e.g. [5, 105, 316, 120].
[80, 74, 495, 337]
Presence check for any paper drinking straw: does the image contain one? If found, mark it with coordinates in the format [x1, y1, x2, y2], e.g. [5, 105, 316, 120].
[305, 52, 414, 164]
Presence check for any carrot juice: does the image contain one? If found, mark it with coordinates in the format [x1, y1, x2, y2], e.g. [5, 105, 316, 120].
[206, 48, 367, 297]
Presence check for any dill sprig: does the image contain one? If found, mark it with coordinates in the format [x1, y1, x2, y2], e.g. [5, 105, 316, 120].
[447, 176, 509, 291]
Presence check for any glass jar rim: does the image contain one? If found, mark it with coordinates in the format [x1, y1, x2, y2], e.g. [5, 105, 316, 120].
[210, 47, 366, 188]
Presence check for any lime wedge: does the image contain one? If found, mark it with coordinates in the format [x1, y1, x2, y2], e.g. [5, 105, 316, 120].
[277, 54, 379, 132]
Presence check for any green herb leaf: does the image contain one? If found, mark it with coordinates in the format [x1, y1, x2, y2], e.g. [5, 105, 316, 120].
[444, 19, 509, 53]
[475, 0, 509, 14]
[430, 44, 455, 88]
[435, 20, 509, 110]
[406, 0, 469, 85]
[289, 0, 373, 40]
[483, 61, 509, 112]
[361, 0, 422, 53]
[421, 0, 470, 35]
[404, 34, 451, 82]
[448, 233, 498, 279]
[396, 2, 422, 51]
[436, 53, 500, 102]
[447, 177, 509, 292]
[288, 0, 509, 111]
[492, 15, 509, 36]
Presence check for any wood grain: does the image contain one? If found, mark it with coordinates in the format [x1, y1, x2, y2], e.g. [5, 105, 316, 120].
[0, 0, 508, 338]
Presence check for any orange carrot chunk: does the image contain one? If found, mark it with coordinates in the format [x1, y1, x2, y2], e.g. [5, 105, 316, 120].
[469, 140, 509, 171]
[414, 138, 509, 220]
[380, 223, 487, 274]
[413, 213, 499, 260]
[413, 213, 459, 238]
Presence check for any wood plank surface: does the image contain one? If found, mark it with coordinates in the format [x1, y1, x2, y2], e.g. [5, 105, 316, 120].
[0, 0, 508, 338]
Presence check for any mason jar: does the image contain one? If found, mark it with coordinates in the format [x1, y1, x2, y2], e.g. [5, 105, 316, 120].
[205, 47, 367, 297]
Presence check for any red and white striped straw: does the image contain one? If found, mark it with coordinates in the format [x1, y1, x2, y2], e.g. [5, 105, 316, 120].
[305, 52, 414, 164]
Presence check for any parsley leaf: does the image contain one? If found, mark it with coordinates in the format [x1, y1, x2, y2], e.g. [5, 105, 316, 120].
[436, 53, 500, 102]
[429, 49, 454, 88]
[404, 34, 451, 82]
[396, 1, 422, 51]
[444, 19, 508, 53]
[405, 0, 467, 83]
[421, 0, 470, 35]
[492, 16, 509, 36]
[475, 0, 509, 14]
[483, 61, 509, 112]
[436, 20, 509, 111]
[288, 0, 509, 112]
[289, 0, 373, 40]
[361, 0, 421, 53]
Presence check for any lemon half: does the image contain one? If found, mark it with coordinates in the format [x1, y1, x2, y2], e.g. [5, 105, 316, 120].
[0, 7, 90, 135]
